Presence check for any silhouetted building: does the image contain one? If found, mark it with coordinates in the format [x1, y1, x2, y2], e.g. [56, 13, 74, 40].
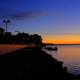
[0, 28, 4, 35]
[5, 32, 12, 36]
[0, 30, 43, 45]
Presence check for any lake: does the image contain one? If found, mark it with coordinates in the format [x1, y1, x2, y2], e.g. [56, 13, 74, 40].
[44, 45, 80, 75]
[0, 44, 80, 75]
[0, 44, 27, 55]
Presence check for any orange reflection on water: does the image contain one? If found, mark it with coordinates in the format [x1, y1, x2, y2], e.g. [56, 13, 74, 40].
[0, 45, 26, 55]
[50, 45, 80, 74]
[57, 46, 80, 63]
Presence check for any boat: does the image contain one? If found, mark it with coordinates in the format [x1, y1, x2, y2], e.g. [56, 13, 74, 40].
[44, 46, 58, 51]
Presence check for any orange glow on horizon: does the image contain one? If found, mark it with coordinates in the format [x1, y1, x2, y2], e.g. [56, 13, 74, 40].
[42, 34, 80, 44]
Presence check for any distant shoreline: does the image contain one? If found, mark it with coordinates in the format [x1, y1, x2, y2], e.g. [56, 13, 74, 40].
[43, 43, 80, 46]
[0, 43, 80, 45]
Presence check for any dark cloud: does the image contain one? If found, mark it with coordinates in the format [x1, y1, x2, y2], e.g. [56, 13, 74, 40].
[0, 10, 46, 20]
[10, 11, 44, 20]
[0, 0, 26, 3]
[10, 10, 63, 20]
[0, 9, 63, 20]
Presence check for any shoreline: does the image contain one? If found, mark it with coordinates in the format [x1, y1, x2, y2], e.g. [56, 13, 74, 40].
[0, 46, 77, 80]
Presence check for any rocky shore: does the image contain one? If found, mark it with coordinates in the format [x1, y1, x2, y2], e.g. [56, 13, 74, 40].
[0, 47, 77, 80]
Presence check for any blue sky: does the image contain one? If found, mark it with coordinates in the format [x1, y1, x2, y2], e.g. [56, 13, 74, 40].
[0, 0, 80, 43]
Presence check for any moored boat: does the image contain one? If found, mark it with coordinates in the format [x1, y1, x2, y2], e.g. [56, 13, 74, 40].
[44, 46, 58, 51]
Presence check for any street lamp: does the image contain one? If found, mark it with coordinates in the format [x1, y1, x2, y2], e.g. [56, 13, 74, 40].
[3, 20, 10, 32]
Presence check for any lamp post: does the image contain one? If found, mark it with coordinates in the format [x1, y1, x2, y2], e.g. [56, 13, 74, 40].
[3, 20, 10, 32]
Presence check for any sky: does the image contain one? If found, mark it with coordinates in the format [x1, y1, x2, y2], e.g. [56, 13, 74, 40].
[0, 0, 80, 44]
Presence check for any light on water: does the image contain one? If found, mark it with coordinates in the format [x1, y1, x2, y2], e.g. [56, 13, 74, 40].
[44, 45, 80, 75]
[1, 45, 80, 75]
[0, 45, 26, 55]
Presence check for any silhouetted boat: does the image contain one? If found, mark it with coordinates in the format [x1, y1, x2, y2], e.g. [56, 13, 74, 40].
[45, 46, 58, 51]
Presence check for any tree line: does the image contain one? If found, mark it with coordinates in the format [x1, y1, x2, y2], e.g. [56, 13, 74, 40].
[0, 28, 42, 45]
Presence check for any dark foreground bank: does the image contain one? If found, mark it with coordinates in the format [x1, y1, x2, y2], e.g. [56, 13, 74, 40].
[0, 47, 78, 80]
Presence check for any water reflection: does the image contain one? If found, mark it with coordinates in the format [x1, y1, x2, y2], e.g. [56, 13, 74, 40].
[44, 45, 80, 75]
[0, 45, 80, 75]
[0, 45, 26, 55]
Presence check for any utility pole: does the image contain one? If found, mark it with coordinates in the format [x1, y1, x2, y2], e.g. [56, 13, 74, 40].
[3, 20, 10, 32]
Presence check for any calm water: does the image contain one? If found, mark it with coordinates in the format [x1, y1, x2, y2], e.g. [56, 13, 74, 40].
[0, 45, 80, 75]
[0, 45, 26, 55]
[44, 45, 80, 75]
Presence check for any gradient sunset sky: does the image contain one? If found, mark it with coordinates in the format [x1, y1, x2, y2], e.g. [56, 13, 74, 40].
[0, 0, 80, 44]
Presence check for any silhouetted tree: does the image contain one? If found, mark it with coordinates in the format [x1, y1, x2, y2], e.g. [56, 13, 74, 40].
[0, 29, 43, 44]
[30, 34, 42, 45]
[16, 32, 30, 44]
[0, 27, 4, 35]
